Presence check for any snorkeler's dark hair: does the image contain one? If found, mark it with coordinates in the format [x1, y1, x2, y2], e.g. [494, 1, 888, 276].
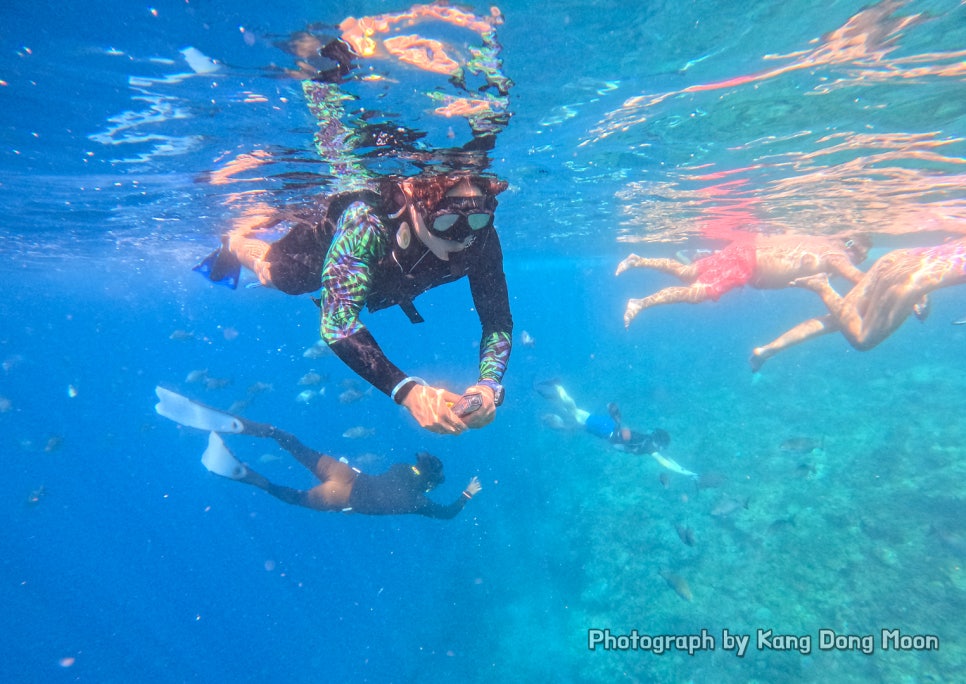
[387, 173, 508, 211]
[414, 451, 445, 487]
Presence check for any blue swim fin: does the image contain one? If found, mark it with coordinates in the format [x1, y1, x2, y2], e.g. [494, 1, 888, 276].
[193, 240, 240, 289]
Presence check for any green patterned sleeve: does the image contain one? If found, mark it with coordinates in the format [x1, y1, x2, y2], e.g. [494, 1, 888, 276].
[319, 203, 388, 342]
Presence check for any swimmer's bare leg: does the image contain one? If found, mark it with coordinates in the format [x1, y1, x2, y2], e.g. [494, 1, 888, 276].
[624, 285, 713, 327]
[616, 255, 697, 279]
[539, 384, 589, 425]
[789, 274, 872, 344]
[226, 235, 275, 285]
[750, 315, 838, 371]
[790, 273, 842, 303]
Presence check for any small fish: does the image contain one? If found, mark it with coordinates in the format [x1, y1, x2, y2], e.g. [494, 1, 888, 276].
[298, 371, 324, 386]
[44, 436, 63, 453]
[186, 369, 208, 383]
[258, 453, 283, 464]
[204, 377, 232, 390]
[342, 426, 375, 439]
[711, 495, 750, 517]
[169, 329, 195, 341]
[650, 452, 698, 479]
[226, 399, 249, 414]
[520, 330, 536, 347]
[302, 341, 332, 359]
[953, 316, 966, 326]
[26, 485, 46, 506]
[780, 436, 824, 453]
[659, 472, 670, 489]
[338, 388, 369, 404]
[295, 389, 317, 404]
[675, 524, 696, 547]
[767, 516, 796, 536]
[247, 381, 274, 395]
[659, 570, 693, 602]
[0, 396, 11, 413]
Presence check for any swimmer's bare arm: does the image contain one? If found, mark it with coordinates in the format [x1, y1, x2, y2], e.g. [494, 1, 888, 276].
[825, 254, 866, 284]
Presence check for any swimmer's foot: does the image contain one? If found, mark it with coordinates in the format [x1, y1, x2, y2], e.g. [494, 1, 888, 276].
[749, 348, 767, 373]
[615, 254, 643, 276]
[624, 298, 645, 328]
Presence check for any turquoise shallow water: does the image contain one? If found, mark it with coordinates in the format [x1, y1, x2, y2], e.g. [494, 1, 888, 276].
[2, 1, 966, 682]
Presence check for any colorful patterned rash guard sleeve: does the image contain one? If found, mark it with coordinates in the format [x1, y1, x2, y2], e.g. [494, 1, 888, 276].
[478, 330, 511, 383]
[319, 202, 385, 341]
[469, 229, 513, 383]
[320, 202, 408, 395]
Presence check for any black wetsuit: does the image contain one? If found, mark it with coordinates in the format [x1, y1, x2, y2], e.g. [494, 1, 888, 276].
[242, 421, 470, 519]
[349, 464, 469, 519]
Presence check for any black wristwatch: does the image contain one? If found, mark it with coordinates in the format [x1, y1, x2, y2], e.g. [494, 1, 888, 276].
[477, 379, 505, 406]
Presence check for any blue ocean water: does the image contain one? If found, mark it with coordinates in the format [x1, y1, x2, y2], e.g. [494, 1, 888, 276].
[2, 1, 966, 682]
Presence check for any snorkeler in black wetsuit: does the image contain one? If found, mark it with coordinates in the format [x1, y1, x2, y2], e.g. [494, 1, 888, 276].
[238, 420, 478, 518]
[155, 387, 480, 519]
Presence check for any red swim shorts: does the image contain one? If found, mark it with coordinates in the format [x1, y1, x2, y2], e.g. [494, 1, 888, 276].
[692, 243, 757, 300]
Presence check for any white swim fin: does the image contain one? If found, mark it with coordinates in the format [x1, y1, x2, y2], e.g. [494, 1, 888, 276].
[650, 452, 699, 479]
[201, 431, 248, 480]
[154, 386, 243, 433]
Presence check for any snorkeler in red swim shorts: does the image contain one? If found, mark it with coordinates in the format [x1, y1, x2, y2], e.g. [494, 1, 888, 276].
[617, 234, 870, 328]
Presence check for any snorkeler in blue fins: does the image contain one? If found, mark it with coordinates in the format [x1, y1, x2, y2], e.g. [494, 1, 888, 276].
[192, 237, 241, 289]
[535, 380, 697, 479]
[154, 386, 480, 518]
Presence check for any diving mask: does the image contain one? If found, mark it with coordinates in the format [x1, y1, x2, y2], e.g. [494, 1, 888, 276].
[427, 194, 496, 239]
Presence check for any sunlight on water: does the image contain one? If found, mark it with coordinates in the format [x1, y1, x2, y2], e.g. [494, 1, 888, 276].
[575, 0, 966, 244]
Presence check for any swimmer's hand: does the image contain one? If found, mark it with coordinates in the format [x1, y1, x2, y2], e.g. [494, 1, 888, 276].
[463, 476, 482, 499]
[456, 384, 497, 429]
[401, 384, 465, 435]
